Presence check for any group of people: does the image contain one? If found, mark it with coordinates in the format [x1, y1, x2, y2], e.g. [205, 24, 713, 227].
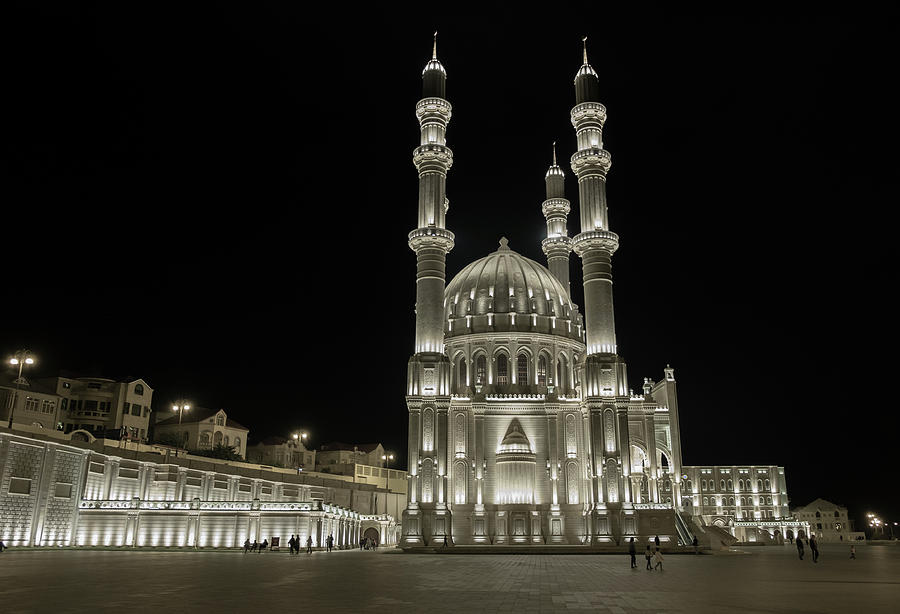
[286, 534, 313, 554]
[359, 536, 378, 550]
[628, 535, 665, 571]
[243, 538, 269, 553]
[795, 534, 821, 562]
[243, 534, 329, 554]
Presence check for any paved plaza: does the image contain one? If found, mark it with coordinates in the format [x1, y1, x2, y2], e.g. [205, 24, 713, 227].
[1, 543, 897, 613]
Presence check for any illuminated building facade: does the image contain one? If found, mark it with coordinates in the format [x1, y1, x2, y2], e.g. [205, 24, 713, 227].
[401, 41, 804, 547]
[0, 431, 403, 548]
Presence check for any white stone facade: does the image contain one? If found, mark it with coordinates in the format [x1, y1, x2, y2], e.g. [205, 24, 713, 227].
[0, 431, 402, 549]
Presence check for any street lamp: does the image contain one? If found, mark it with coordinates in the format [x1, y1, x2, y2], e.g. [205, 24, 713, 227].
[7, 350, 35, 429]
[172, 401, 191, 424]
[292, 431, 308, 444]
[381, 453, 395, 469]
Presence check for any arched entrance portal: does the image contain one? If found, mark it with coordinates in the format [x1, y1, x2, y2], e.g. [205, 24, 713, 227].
[363, 527, 380, 548]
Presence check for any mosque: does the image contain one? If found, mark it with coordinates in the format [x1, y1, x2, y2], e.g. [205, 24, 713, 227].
[401, 39, 807, 547]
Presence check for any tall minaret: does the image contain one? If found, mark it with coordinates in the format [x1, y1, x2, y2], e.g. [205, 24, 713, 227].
[403, 34, 454, 546]
[570, 39, 619, 358]
[409, 33, 454, 358]
[541, 142, 573, 295]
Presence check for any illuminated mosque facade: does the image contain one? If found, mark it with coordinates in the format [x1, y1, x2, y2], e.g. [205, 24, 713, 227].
[401, 39, 807, 547]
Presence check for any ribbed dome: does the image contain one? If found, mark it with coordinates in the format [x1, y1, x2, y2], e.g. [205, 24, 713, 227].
[497, 419, 533, 455]
[444, 238, 582, 342]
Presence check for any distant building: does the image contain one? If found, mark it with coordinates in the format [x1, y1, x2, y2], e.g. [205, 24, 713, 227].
[316, 442, 385, 475]
[247, 436, 315, 470]
[1, 374, 154, 441]
[792, 498, 853, 542]
[154, 406, 248, 459]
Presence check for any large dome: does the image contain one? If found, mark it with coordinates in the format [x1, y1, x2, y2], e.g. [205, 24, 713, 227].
[444, 237, 583, 342]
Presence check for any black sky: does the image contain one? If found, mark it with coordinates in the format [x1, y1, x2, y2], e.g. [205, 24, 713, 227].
[3, 4, 896, 527]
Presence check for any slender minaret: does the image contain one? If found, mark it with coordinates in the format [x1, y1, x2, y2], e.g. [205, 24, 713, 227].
[409, 33, 454, 358]
[570, 38, 619, 358]
[541, 142, 573, 295]
[403, 33, 454, 546]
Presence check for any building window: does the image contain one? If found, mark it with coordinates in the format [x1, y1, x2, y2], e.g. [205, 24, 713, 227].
[720, 479, 726, 491]
[475, 355, 486, 385]
[123, 402, 130, 414]
[134, 384, 144, 395]
[24, 397, 39, 412]
[215, 414, 225, 426]
[457, 357, 467, 392]
[131, 404, 141, 416]
[497, 354, 508, 385]
[537, 355, 547, 386]
[87, 383, 102, 390]
[727, 479, 733, 490]
[517, 354, 528, 384]
[41, 400, 55, 414]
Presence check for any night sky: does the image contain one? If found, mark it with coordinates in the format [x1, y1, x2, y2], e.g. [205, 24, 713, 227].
[4, 5, 896, 527]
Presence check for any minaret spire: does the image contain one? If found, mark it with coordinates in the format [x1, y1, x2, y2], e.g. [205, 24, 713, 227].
[541, 141, 573, 295]
[582, 36, 588, 64]
[433, 31, 438, 59]
[571, 39, 619, 357]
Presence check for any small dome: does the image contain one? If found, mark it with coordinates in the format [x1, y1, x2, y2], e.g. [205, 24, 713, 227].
[444, 238, 582, 342]
[545, 164, 564, 179]
[422, 58, 447, 77]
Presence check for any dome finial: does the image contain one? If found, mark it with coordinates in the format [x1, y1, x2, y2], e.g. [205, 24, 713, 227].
[552, 141, 557, 166]
[582, 36, 588, 64]
[499, 236, 509, 250]
[433, 30, 438, 60]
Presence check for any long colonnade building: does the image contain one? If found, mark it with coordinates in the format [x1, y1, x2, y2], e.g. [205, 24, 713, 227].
[401, 40, 805, 547]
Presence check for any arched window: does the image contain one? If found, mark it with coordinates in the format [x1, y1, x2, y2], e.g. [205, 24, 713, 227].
[200, 431, 211, 448]
[757, 479, 763, 491]
[134, 384, 144, 396]
[214, 431, 223, 446]
[815, 511, 821, 518]
[457, 356, 467, 392]
[720, 479, 726, 490]
[497, 354, 508, 385]
[703, 497, 709, 506]
[701, 479, 707, 491]
[556, 355, 567, 393]
[764, 478, 770, 490]
[215, 414, 225, 426]
[517, 354, 528, 384]
[234, 437, 241, 451]
[475, 355, 487, 385]
[223, 435, 230, 447]
[537, 355, 547, 386]
[738, 479, 744, 491]
[727, 479, 733, 490]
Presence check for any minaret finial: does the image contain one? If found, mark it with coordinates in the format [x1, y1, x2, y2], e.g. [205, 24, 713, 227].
[433, 31, 438, 59]
[552, 141, 557, 166]
[582, 36, 588, 64]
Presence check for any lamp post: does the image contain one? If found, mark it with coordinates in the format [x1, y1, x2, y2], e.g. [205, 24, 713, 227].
[292, 432, 309, 469]
[172, 401, 190, 424]
[7, 350, 35, 429]
[381, 453, 395, 469]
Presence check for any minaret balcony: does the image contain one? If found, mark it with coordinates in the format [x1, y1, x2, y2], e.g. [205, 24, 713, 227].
[573, 230, 619, 256]
[570, 148, 611, 174]
[413, 143, 453, 171]
[416, 97, 452, 121]
[570, 101, 607, 126]
[541, 236, 574, 256]
[408, 227, 455, 252]
[541, 198, 571, 216]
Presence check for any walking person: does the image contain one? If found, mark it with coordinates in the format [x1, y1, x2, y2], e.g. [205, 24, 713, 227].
[628, 537, 636, 568]
[326, 534, 333, 553]
[692, 535, 699, 554]
[810, 534, 819, 563]
[645, 545, 653, 570]
[654, 534, 660, 549]
[243, 539, 251, 553]
[653, 547, 664, 571]
[306, 535, 313, 554]
[288, 535, 296, 555]
[796, 535, 805, 560]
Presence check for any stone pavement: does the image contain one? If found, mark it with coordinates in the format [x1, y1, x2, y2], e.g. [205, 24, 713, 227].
[0, 543, 897, 613]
